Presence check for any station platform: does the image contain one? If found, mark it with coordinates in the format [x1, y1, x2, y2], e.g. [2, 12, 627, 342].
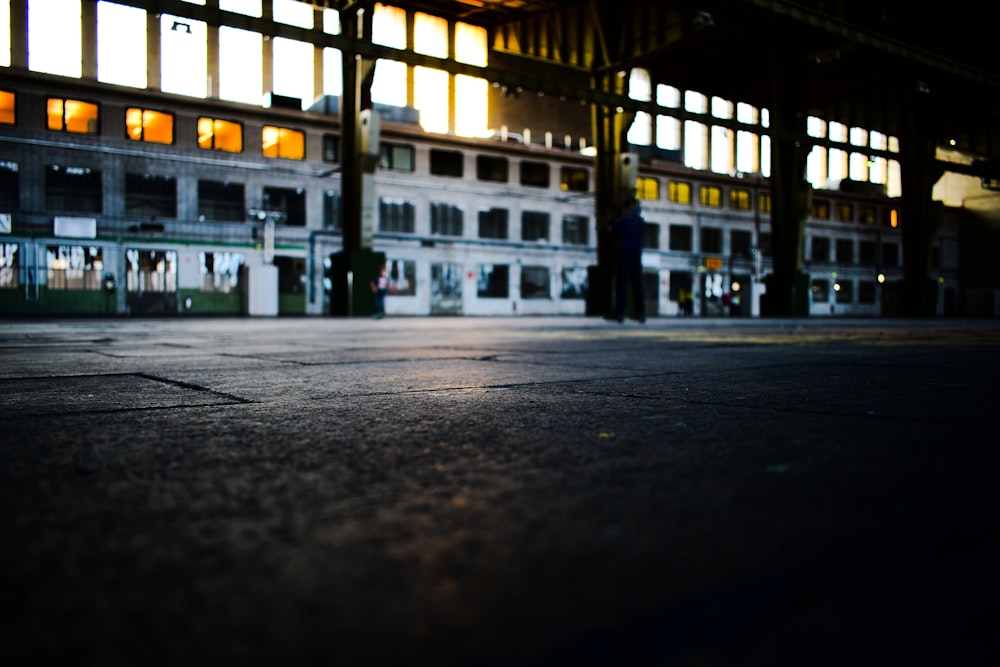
[2, 316, 999, 666]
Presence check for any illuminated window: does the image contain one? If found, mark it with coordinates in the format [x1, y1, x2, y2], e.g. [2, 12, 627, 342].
[48, 98, 99, 134]
[198, 117, 243, 153]
[125, 108, 174, 144]
[883, 208, 899, 228]
[812, 199, 830, 219]
[29, 0, 82, 77]
[45, 245, 103, 290]
[835, 203, 853, 222]
[700, 185, 722, 208]
[668, 181, 692, 204]
[729, 188, 751, 210]
[636, 177, 659, 200]
[98, 1, 146, 88]
[759, 192, 772, 214]
[560, 167, 588, 192]
[262, 126, 305, 160]
[1, 90, 15, 124]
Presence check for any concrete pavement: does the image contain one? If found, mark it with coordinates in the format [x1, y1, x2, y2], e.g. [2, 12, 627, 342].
[2, 316, 999, 666]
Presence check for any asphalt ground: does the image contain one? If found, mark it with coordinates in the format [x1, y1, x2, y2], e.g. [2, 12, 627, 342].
[2, 316, 999, 666]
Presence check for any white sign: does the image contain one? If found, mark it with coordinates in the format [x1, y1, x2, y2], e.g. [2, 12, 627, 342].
[54, 216, 97, 239]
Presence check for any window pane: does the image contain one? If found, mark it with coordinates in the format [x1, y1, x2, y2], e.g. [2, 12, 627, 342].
[0, 90, 14, 124]
[29, 0, 81, 77]
[98, 1, 146, 88]
[477, 264, 509, 298]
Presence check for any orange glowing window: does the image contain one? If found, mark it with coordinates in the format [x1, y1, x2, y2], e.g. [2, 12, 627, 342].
[48, 98, 99, 134]
[125, 108, 174, 144]
[0, 90, 15, 124]
[197, 117, 243, 153]
[262, 126, 305, 160]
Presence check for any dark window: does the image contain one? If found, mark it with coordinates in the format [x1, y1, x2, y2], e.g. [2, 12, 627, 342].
[731, 229, 752, 257]
[378, 198, 415, 233]
[810, 236, 830, 262]
[669, 270, 693, 301]
[197, 180, 244, 222]
[274, 256, 304, 295]
[701, 226, 723, 253]
[46, 165, 102, 213]
[560, 166, 588, 192]
[477, 264, 509, 298]
[835, 203, 853, 222]
[263, 186, 306, 227]
[478, 208, 508, 239]
[562, 214, 588, 245]
[835, 238, 853, 263]
[758, 232, 772, 257]
[476, 155, 508, 182]
[379, 142, 414, 171]
[835, 279, 853, 304]
[858, 281, 876, 304]
[669, 224, 692, 251]
[520, 160, 549, 188]
[881, 242, 899, 267]
[431, 202, 463, 236]
[561, 266, 588, 299]
[521, 265, 550, 299]
[521, 210, 550, 242]
[0, 160, 19, 210]
[323, 191, 341, 230]
[643, 222, 660, 250]
[859, 206, 876, 225]
[387, 259, 415, 296]
[430, 148, 463, 177]
[126, 173, 176, 218]
[811, 279, 829, 302]
[859, 240, 876, 265]
[322, 134, 339, 163]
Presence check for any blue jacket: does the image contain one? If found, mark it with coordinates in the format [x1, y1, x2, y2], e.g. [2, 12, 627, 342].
[611, 210, 645, 255]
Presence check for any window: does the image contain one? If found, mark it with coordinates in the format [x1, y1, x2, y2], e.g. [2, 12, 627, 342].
[521, 266, 550, 299]
[522, 211, 550, 242]
[882, 208, 899, 229]
[1, 90, 15, 125]
[520, 161, 550, 188]
[0, 161, 20, 210]
[835, 203, 853, 222]
[729, 188, 751, 210]
[323, 191, 341, 230]
[477, 264, 509, 298]
[125, 108, 174, 144]
[431, 203, 463, 236]
[758, 232, 772, 257]
[430, 149, 463, 177]
[858, 205, 876, 225]
[759, 192, 772, 214]
[322, 134, 339, 163]
[561, 266, 588, 299]
[387, 259, 416, 296]
[198, 180, 245, 221]
[810, 237, 830, 262]
[0, 243, 18, 289]
[859, 240, 876, 265]
[262, 126, 305, 160]
[731, 229, 752, 258]
[700, 185, 722, 207]
[835, 279, 853, 304]
[701, 227, 723, 254]
[476, 155, 508, 182]
[562, 215, 588, 245]
[668, 181, 691, 204]
[126, 173, 177, 218]
[669, 224, 692, 251]
[379, 198, 415, 233]
[478, 208, 508, 239]
[48, 98, 99, 134]
[643, 222, 660, 250]
[835, 239, 853, 263]
[858, 281, 877, 304]
[560, 166, 588, 192]
[197, 118, 242, 152]
[263, 186, 306, 226]
[379, 142, 414, 171]
[199, 251, 244, 293]
[46, 165, 102, 213]
[670, 270, 693, 302]
[126, 249, 177, 294]
[636, 177, 659, 200]
[881, 242, 899, 267]
[45, 245, 103, 290]
[811, 279, 829, 303]
[812, 199, 830, 220]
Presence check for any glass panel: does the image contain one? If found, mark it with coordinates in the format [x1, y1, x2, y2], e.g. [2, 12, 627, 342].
[0, 90, 14, 124]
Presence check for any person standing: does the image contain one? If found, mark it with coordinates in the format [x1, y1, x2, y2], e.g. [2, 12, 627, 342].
[608, 196, 646, 323]
[371, 265, 388, 319]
